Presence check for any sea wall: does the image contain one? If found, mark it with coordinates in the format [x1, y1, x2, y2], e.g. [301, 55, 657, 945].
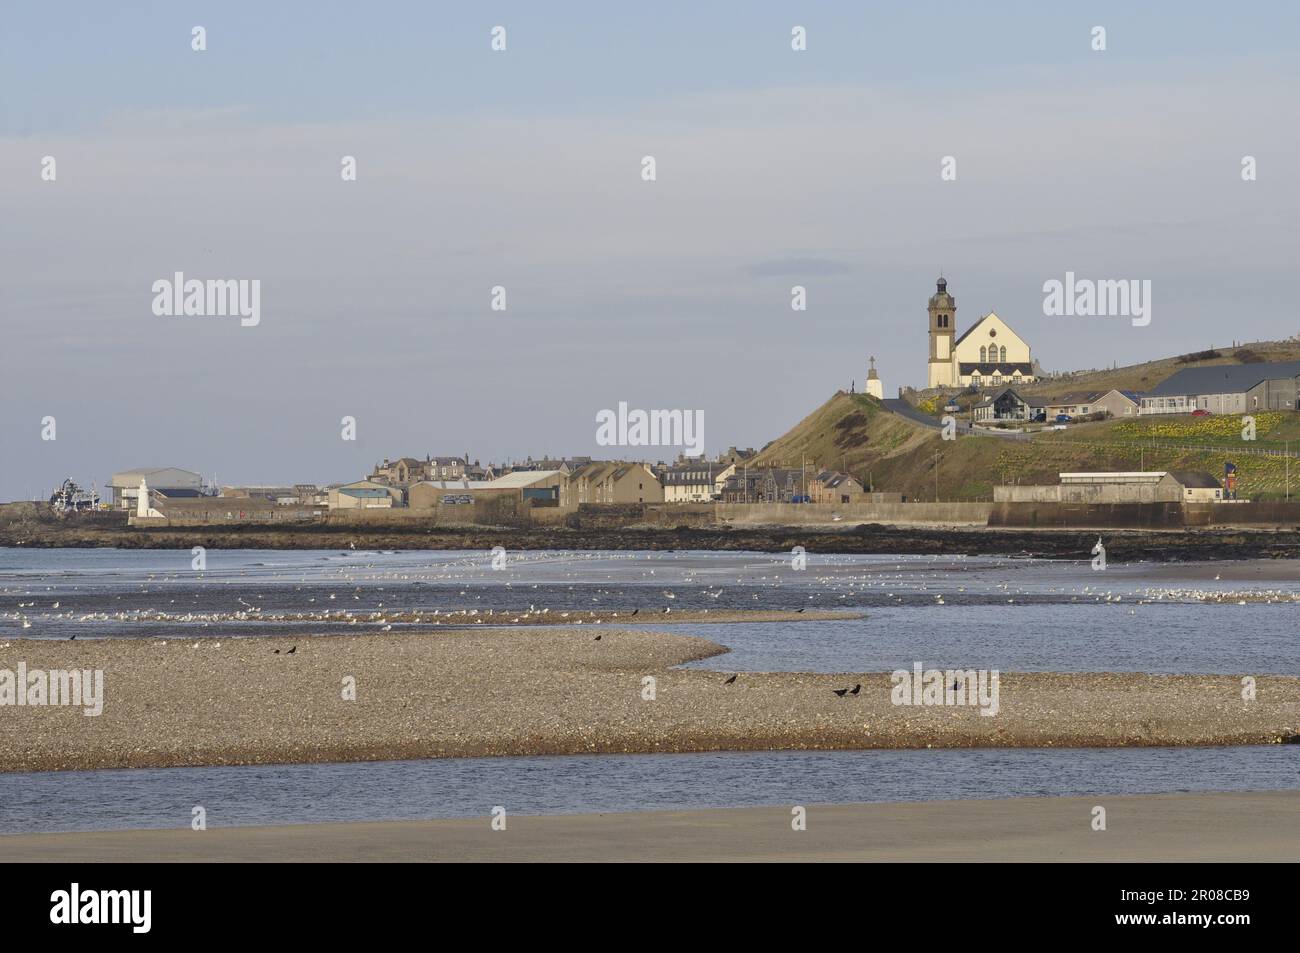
[717, 502, 993, 525]
[988, 502, 1188, 528]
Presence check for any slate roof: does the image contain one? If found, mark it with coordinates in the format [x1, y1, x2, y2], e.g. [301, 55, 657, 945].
[1145, 362, 1300, 398]
[959, 362, 1035, 376]
[1168, 470, 1222, 489]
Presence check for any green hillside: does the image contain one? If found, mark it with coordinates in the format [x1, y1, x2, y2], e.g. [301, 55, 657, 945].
[754, 392, 1300, 502]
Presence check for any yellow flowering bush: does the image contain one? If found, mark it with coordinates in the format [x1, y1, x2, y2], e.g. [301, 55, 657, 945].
[1111, 412, 1287, 441]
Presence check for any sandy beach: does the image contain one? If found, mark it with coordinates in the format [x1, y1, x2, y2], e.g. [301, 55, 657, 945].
[4, 791, 1296, 862]
[2, 630, 1297, 772]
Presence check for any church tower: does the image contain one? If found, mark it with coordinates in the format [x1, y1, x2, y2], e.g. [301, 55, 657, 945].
[927, 277, 956, 388]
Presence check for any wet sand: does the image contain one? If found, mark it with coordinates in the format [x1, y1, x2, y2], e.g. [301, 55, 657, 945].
[2, 631, 1297, 772]
[4, 792, 1296, 862]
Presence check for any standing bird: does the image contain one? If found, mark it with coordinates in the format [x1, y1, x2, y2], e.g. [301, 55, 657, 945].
[286, 645, 297, 655]
[723, 674, 737, 685]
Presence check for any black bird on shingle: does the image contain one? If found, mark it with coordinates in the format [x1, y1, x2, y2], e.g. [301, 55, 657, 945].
[724, 674, 737, 685]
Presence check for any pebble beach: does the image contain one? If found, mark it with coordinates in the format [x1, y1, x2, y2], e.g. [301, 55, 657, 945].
[2, 629, 1297, 773]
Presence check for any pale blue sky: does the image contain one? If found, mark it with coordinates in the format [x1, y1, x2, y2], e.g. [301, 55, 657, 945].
[2, 2, 1298, 498]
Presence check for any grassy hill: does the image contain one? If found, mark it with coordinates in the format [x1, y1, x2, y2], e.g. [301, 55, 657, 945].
[750, 392, 932, 474]
[1018, 339, 1300, 398]
[753, 389, 1300, 502]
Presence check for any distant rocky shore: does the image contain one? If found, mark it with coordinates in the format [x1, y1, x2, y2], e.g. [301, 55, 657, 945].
[4, 518, 1300, 562]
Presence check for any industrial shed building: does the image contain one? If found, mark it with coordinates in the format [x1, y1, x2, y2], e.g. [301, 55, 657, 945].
[995, 471, 1225, 503]
[108, 467, 204, 510]
[1139, 362, 1300, 415]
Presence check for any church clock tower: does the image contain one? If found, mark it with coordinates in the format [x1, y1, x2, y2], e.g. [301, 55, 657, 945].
[927, 277, 956, 388]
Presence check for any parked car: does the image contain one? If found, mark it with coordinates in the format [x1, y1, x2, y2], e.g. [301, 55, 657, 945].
[790, 495, 812, 504]
[1032, 411, 1047, 422]
[1054, 414, 1072, 423]
[1191, 409, 1212, 417]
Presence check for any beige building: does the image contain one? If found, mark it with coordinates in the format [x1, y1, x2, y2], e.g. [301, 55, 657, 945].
[1044, 389, 1140, 419]
[370, 455, 479, 487]
[811, 470, 866, 504]
[716, 447, 757, 467]
[661, 463, 723, 503]
[328, 480, 402, 509]
[926, 277, 1035, 389]
[408, 470, 562, 509]
[562, 463, 662, 505]
[995, 471, 1225, 504]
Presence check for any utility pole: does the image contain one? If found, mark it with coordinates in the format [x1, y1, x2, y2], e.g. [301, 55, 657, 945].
[934, 451, 940, 502]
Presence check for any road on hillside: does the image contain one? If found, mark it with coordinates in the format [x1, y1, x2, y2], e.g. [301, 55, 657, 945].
[881, 398, 1031, 441]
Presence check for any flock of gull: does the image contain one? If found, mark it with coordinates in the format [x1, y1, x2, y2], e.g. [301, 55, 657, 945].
[3, 550, 1298, 637]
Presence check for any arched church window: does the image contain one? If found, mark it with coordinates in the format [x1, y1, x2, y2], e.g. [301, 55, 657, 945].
[1000, 346, 1007, 363]
[980, 346, 987, 362]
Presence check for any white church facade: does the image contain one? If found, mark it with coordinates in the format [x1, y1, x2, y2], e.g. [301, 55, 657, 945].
[925, 277, 1036, 389]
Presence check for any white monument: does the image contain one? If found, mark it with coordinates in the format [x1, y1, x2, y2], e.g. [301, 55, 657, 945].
[865, 356, 884, 399]
[136, 477, 150, 519]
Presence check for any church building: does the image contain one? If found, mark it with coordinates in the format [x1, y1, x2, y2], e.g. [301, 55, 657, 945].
[926, 277, 1035, 389]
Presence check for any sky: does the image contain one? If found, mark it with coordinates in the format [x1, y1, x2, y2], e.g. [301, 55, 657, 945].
[2, 2, 1299, 499]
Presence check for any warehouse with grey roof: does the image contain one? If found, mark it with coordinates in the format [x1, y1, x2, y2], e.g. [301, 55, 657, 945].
[1139, 361, 1300, 415]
